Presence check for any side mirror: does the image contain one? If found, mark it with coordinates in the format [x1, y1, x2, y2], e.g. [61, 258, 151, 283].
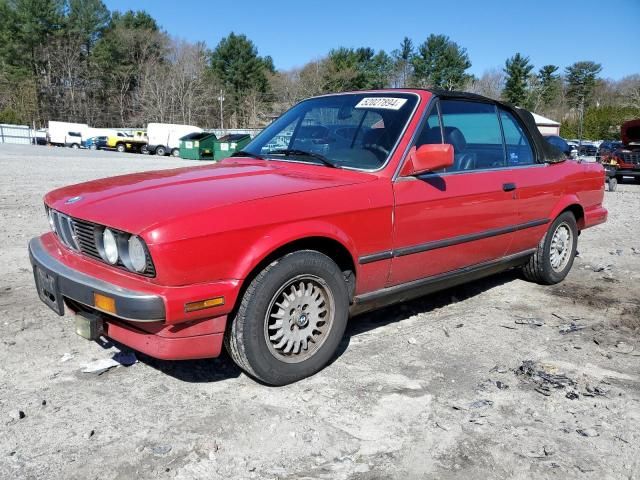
[401, 144, 454, 176]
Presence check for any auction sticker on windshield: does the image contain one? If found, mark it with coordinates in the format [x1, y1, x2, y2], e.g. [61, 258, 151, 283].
[355, 97, 407, 110]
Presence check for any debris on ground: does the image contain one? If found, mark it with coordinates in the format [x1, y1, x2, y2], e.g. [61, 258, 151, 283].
[81, 351, 137, 374]
[113, 350, 137, 366]
[576, 428, 599, 438]
[514, 317, 545, 327]
[559, 323, 587, 335]
[469, 399, 493, 409]
[59, 352, 74, 363]
[515, 360, 575, 396]
[8, 410, 25, 421]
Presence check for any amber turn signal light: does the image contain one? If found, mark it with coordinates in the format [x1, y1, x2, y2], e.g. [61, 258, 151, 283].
[185, 296, 225, 313]
[94, 292, 116, 314]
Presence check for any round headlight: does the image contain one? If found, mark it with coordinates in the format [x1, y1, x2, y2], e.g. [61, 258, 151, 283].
[127, 235, 147, 273]
[102, 229, 118, 264]
[47, 209, 56, 232]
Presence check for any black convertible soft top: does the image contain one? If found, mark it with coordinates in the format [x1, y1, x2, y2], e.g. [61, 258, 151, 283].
[429, 89, 566, 163]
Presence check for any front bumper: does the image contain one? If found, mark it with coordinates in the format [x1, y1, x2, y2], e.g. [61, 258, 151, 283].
[614, 169, 640, 177]
[29, 236, 233, 360]
[29, 237, 164, 321]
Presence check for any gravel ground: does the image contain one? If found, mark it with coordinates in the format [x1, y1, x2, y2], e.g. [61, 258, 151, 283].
[1, 144, 639, 480]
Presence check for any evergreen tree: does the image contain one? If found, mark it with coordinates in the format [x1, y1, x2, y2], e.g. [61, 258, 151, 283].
[392, 37, 414, 87]
[411, 34, 471, 90]
[209, 32, 273, 126]
[503, 53, 534, 106]
[565, 61, 602, 107]
[538, 64, 560, 107]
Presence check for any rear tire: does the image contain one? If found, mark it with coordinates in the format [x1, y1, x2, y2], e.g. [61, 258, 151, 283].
[225, 251, 349, 385]
[155, 145, 167, 156]
[608, 177, 617, 192]
[116, 143, 126, 153]
[171, 148, 180, 157]
[522, 211, 578, 285]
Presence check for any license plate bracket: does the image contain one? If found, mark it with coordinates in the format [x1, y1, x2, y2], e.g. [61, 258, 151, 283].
[33, 265, 64, 316]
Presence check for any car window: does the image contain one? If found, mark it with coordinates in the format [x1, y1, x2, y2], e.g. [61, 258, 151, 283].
[439, 100, 505, 172]
[246, 93, 418, 170]
[415, 105, 442, 147]
[499, 109, 534, 165]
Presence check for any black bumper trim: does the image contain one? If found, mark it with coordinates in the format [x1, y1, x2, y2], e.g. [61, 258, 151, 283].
[29, 237, 165, 322]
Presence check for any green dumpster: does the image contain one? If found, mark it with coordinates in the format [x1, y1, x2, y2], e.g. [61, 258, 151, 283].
[179, 132, 217, 160]
[213, 134, 252, 161]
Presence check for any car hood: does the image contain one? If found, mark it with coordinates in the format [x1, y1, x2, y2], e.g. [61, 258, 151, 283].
[45, 158, 376, 235]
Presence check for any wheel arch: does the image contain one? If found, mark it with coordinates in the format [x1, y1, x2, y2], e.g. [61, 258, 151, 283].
[235, 232, 358, 309]
[549, 196, 585, 230]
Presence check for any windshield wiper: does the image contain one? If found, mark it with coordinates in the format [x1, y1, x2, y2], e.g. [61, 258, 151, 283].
[267, 149, 339, 168]
[231, 150, 264, 160]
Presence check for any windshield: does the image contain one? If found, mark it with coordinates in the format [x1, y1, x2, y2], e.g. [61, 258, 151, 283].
[242, 93, 418, 170]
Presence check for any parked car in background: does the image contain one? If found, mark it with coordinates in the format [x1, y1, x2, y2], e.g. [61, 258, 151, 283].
[597, 140, 623, 160]
[31, 129, 47, 145]
[64, 132, 82, 149]
[544, 135, 577, 158]
[83, 136, 108, 150]
[578, 143, 598, 157]
[29, 90, 607, 385]
[147, 123, 202, 156]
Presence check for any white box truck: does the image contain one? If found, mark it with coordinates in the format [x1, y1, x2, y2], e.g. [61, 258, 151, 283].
[147, 123, 202, 156]
[48, 121, 91, 147]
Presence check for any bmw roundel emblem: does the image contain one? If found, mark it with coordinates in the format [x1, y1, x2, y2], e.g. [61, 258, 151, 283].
[65, 196, 83, 204]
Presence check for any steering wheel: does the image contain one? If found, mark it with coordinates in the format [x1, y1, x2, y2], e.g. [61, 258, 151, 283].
[364, 143, 390, 158]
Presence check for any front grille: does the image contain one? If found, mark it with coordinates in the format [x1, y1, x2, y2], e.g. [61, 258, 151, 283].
[48, 209, 156, 277]
[73, 219, 101, 259]
[620, 152, 640, 165]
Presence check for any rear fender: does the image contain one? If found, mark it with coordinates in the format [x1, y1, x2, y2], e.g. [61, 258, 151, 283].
[548, 195, 585, 229]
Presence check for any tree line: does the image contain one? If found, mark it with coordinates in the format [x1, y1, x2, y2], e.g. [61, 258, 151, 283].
[1, 1, 638, 140]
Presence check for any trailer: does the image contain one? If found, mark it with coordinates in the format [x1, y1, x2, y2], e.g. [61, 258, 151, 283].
[147, 123, 202, 156]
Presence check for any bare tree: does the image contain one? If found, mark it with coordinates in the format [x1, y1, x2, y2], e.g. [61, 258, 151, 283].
[465, 69, 505, 100]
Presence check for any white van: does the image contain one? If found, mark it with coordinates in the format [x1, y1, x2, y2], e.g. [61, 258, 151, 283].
[48, 121, 90, 147]
[147, 123, 202, 156]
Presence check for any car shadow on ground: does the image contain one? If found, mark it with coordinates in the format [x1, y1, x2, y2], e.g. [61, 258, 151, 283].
[136, 270, 520, 384]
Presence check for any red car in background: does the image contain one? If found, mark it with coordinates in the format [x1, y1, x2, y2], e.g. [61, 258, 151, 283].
[29, 89, 607, 385]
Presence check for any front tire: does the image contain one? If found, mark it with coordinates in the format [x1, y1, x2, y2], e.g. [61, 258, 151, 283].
[225, 251, 349, 385]
[522, 211, 578, 285]
[155, 145, 167, 156]
[116, 143, 126, 153]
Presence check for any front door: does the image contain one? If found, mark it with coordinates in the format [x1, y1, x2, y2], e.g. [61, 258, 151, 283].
[390, 99, 519, 286]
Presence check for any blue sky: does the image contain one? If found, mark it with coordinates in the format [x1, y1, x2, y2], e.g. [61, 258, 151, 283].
[104, 0, 639, 79]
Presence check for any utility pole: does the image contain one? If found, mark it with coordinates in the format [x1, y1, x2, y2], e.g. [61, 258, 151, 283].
[578, 95, 584, 155]
[218, 89, 225, 130]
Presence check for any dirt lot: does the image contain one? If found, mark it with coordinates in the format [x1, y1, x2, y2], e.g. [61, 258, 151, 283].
[1, 143, 639, 480]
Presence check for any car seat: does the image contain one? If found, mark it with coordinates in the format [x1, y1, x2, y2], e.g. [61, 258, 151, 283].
[443, 127, 475, 171]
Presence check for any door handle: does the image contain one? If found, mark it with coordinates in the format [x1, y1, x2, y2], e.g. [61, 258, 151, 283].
[502, 182, 517, 192]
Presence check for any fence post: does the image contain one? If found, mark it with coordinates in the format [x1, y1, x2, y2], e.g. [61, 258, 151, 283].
[0, 125, 4, 144]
